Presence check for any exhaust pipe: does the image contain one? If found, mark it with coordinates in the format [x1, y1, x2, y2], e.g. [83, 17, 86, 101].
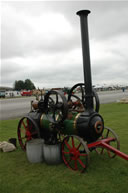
[77, 10, 93, 111]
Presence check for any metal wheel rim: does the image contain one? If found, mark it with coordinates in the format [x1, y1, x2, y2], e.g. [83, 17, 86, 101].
[68, 83, 100, 112]
[17, 116, 40, 151]
[62, 135, 90, 172]
[95, 127, 120, 158]
[44, 90, 68, 124]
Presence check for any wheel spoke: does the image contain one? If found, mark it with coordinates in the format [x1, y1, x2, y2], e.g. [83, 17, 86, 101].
[22, 121, 26, 129]
[62, 150, 70, 154]
[71, 136, 75, 147]
[76, 142, 82, 150]
[100, 147, 104, 154]
[78, 158, 85, 168]
[67, 157, 72, 165]
[64, 139, 72, 150]
[107, 150, 112, 157]
[105, 129, 110, 138]
[20, 127, 26, 134]
[74, 160, 78, 170]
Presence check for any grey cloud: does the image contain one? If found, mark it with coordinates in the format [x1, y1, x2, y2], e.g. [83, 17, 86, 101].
[1, 1, 128, 88]
[1, 4, 79, 59]
[92, 57, 128, 85]
[1, 60, 24, 75]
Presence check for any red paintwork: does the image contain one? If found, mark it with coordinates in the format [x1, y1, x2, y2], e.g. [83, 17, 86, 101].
[21, 91, 32, 96]
[62, 136, 88, 172]
[88, 138, 128, 161]
[18, 117, 38, 151]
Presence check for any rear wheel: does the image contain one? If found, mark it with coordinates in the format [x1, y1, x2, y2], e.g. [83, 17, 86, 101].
[95, 127, 120, 158]
[17, 117, 40, 151]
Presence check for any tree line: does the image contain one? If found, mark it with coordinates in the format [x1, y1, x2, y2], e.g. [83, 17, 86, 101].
[14, 79, 36, 91]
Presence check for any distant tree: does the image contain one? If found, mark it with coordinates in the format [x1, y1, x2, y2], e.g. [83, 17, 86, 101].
[14, 80, 24, 91]
[14, 79, 36, 90]
[24, 79, 36, 90]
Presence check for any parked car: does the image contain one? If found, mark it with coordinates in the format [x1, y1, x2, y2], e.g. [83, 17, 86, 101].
[21, 91, 33, 96]
[0, 90, 5, 98]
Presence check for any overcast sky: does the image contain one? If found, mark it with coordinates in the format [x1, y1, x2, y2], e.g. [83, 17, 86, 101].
[1, 1, 128, 89]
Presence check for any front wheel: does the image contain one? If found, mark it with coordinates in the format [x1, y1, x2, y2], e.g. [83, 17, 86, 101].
[62, 135, 89, 172]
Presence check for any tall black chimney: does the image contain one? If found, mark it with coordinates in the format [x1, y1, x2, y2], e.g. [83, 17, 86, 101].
[77, 10, 93, 111]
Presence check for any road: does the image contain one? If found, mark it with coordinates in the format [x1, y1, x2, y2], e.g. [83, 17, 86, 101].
[0, 90, 128, 120]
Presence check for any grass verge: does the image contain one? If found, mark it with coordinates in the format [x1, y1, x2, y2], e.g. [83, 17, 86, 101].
[0, 103, 128, 193]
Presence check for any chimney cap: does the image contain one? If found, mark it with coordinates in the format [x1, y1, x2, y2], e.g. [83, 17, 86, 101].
[76, 10, 91, 16]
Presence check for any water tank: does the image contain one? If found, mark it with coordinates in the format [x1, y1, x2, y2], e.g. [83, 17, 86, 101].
[26, 139, 44, 163]
[43, 143, 62, 165]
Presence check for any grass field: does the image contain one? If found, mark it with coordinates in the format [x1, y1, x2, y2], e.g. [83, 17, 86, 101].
[0, 103, 128, 193]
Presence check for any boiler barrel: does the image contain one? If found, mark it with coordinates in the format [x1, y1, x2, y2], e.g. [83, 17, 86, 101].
[40, 112, 103, 143]
[40, 112, 79, 136]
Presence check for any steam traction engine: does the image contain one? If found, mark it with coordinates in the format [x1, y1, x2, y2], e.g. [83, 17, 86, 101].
[17, 10, 128, 172]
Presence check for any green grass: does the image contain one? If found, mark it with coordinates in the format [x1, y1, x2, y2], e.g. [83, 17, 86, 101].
[0, 103, 128, 193]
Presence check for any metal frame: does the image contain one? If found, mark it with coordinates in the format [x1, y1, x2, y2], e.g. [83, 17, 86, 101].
[88, 138, 128, 161]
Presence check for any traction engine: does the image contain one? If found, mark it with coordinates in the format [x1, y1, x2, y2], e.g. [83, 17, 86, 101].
[17, 10, 128, 172]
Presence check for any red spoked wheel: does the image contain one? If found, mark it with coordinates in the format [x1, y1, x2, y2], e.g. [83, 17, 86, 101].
[17, 116, 40, 151]
[62, 135, 89, 172]
[95, 127, 120, 158]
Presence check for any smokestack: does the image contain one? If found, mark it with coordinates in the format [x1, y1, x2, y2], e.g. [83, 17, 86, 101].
[77, 10, 93, 110]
